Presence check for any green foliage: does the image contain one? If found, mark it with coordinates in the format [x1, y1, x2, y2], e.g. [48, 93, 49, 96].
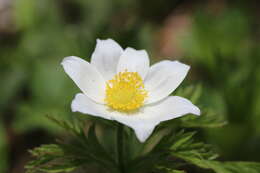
[173, 85, 227, 129]
[170, 131, 218, 162]
[0, 0, 155, 135]
[26, 116, 118, 173]
[1, 0, 156, 171]
[181, 9, 250, 73]
[180, 111, 227, 129]
[25, 115, 177, 173]
[178, 7, 260, 160]
[171, 131, 260, 173]
[26, 116, 260, 173]
[175, 155, 260, 173]
[1, 0, 260, 172]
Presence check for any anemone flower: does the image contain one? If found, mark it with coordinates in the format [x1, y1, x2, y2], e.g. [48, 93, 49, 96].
[61, 39, 200, 142]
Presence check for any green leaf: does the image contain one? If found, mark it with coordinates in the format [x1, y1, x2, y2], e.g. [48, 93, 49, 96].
[171, 131, 260, 173]
[174, 155, 260, 173]
[175, 85, 202, 104]
[170, 131, 218, 161]
[126, 130, 216, 173]
[175, 85, 227, 129]
[170, 131, 196, 151]
[25, 144, 79, 173]
[26, 117, 119, 173]
[180, 110, 227, 128]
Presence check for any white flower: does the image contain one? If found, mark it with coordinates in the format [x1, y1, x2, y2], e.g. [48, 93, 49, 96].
[61, 38, 200, 142]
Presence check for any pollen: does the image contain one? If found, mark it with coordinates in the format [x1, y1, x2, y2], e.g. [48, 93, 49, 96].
[105, 70, 148, 112]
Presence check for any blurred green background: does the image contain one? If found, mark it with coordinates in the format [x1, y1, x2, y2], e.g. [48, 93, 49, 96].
[1, 0, 260, 172]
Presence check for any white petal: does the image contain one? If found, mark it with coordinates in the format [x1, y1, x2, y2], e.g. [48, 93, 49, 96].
[131, 123, 157, 142]
[71, 93, 112, 120]
[117, 96, 200, 142]
[117, 47, 150, 79]
[91, 39, 123, 81]
[71, 93, 157, 142]
[61, 56, 106, 103]
[144, 96, 200, 122]
[127, 96, 200, 142]
[71, 94, 200, 143]
[145, 60, 190, 104]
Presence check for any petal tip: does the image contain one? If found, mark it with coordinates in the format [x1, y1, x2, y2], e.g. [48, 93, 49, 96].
[96, 38, 117, 44]
[136, 133, 149, 143]
[133, 125, 156, 143]
[174, 60, 190, 70]
[138, 137, 146, 143]
[61, 56, 79, 66]
[71, 93, 81, 112]
[96, 38, 101, 43]
[193, 106, 201, 116]
[125, 47, 148, 55]
[61, 56, 71, 66]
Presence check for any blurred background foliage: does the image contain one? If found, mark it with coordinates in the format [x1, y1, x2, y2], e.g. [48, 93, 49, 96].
[0, 0, 260, 172]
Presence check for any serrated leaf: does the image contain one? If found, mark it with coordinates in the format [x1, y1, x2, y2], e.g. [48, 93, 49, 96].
[175, 84, 202, 104]
[170, 131, 196, 150]
[25, 144, 79, 173]
[174, 154, 260, 173]
[180, 110, 227, 128]
[26, 117, 120, 173]
[170, 130, 219, 162]
[46, 115, 80, 136]
[126, 130, 216, 173]
[171, 132, 260, 173]
[174, 85, 227, 129]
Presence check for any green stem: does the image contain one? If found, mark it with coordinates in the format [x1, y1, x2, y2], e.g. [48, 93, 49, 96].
[117, 123, 125, 173]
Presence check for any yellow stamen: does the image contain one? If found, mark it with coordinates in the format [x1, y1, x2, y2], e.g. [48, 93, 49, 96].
[105, 71, 148, 112]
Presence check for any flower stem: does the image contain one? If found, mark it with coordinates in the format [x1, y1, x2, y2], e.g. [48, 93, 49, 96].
[117, 123, 125, 173]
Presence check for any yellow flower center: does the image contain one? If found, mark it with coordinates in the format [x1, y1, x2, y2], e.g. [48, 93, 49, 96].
[105, 71, 148, 112]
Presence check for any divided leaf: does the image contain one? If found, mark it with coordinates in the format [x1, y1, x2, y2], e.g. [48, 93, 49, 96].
[26, 116, 260, 173]
[25, 116, 118, 173]
[175, 85, 227, 129]
[174, 155, 260, 173]
[127, 130, 217, 173]
[180, 110, 227, 129]
[171, 131, 260, 173]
